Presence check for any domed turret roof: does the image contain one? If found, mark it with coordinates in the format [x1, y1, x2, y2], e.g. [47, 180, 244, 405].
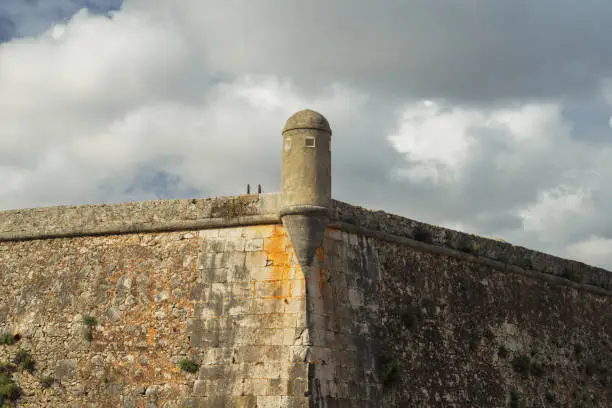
[282, 109, 332, 134]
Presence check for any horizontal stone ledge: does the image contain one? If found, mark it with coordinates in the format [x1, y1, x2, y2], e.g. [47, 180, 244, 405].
[2, 210, 609, 297]
[331, 221, 612, 298]
[0, 214, 282, 242]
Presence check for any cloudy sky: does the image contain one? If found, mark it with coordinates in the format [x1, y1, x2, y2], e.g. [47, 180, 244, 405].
[2, 0, 612, 270]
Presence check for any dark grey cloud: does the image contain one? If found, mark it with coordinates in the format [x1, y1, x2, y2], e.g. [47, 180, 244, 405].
[0, 13, 16, 42]
[183, 0, 612, 103]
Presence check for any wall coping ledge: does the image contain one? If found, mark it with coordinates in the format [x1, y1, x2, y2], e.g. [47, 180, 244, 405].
[1, 194, 610, 294]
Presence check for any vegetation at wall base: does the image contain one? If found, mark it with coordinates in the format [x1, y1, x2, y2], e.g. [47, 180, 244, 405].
[458, 238, 480, 255]
[563, 268, 583, 283]
[469, 335, 481, 352]
[0, 362, 21, 406]
[511, 355, 531, 375]
[509, 390, 521, 408]
[178, 358, 199, 373]
[14, 350, 35, 373]
[402, 305, 424, 331]
[511, 354, 545, 378]
[39, 375, 55, 388]
[83, 315, 97, 326]
[412, 226, 433, 244]
[379, 355, 400, 388]
[83, 315, 97, 342]
[0, 333, 15, 346]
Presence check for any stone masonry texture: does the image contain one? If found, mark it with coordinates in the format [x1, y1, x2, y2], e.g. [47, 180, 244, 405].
[1, 193, 611, 407]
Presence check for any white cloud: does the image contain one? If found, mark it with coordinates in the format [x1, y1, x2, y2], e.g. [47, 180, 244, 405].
[519, 187, 594, 243]
[565, 236, 612, 268]
[384, 98, 612, 269]
[387, 102, 573, 184]
[388, 102, 480, 182]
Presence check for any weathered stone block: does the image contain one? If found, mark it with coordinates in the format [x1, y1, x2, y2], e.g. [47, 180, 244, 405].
[225, 236, 246, 252]
[290, 377, 309, 396]
[256, 396, 285, 408]
[246, 252, 269, 270]
[201, 238, 226, 253]
[283, 396, 310, 408]
[200, 347, 233, 365]
[267, 378, 290, 395]
[289, 345, 309, 362]
[256, 298, 287, 314]
[243, 225, 276, 239]
[56, 359, 77, 380]
[218, 227, 244, 239]
[242, 378, 268, 395]
[226, 298, 255, 316]
[256, 280, 290, 299]
[229, 282, 253, 299]
[193, 380, 207, 396]
[198, 253, 224, 270]
[229, 263, 250, 282]
[257, 313, 296, 329]
[245, 238, 264, 252]
[284, 297, 306, 314]
[199, 229, 219, 239]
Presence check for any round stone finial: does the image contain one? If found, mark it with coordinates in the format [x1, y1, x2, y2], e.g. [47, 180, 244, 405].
[282, 109, 332, 134]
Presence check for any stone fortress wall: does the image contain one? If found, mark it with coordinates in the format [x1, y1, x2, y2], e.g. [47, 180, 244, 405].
[1, 194, 610, 407]
[1, 110, 611, 407]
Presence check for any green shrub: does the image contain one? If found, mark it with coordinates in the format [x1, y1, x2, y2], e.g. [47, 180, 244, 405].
[379, 355, 400, 388]
[14, 350, 35, 373]
[562, 269, 581, 283]
[0, 363, 12, 375]
[469, 334, 481, 352]
[0, 380, 21, 405]
[412, 227, 433, 244]
[39, 375, 54, 388]
[83, 315, 97, 342]
[511, 355, 531, 376]
[584, 360, 601, 377]
[0, 333, 15, 346]
[511, 354, 546, 377]
[497, 253, 510, 263]
[178, 358, 199, 374]
[459, 239, 480, 255]
[531, 362, 545, 377]
[83, 315, 97, 326]
[0, 366, 21, 405]
[402, 305, 424, 331]
[574, 343, 584, 358]
[509, 390, 520, 408]
[519, 258, 533, 270]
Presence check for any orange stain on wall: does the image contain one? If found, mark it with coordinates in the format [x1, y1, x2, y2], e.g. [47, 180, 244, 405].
[146, 327, 157, 346]
[259, 225, 301, 300]
[264, 225, 291, 281]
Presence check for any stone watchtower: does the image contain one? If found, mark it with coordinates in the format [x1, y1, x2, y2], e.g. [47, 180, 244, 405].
[280, 109, 332, 267]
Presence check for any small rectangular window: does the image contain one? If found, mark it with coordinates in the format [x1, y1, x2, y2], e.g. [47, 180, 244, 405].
[305, 137, 316, 147]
